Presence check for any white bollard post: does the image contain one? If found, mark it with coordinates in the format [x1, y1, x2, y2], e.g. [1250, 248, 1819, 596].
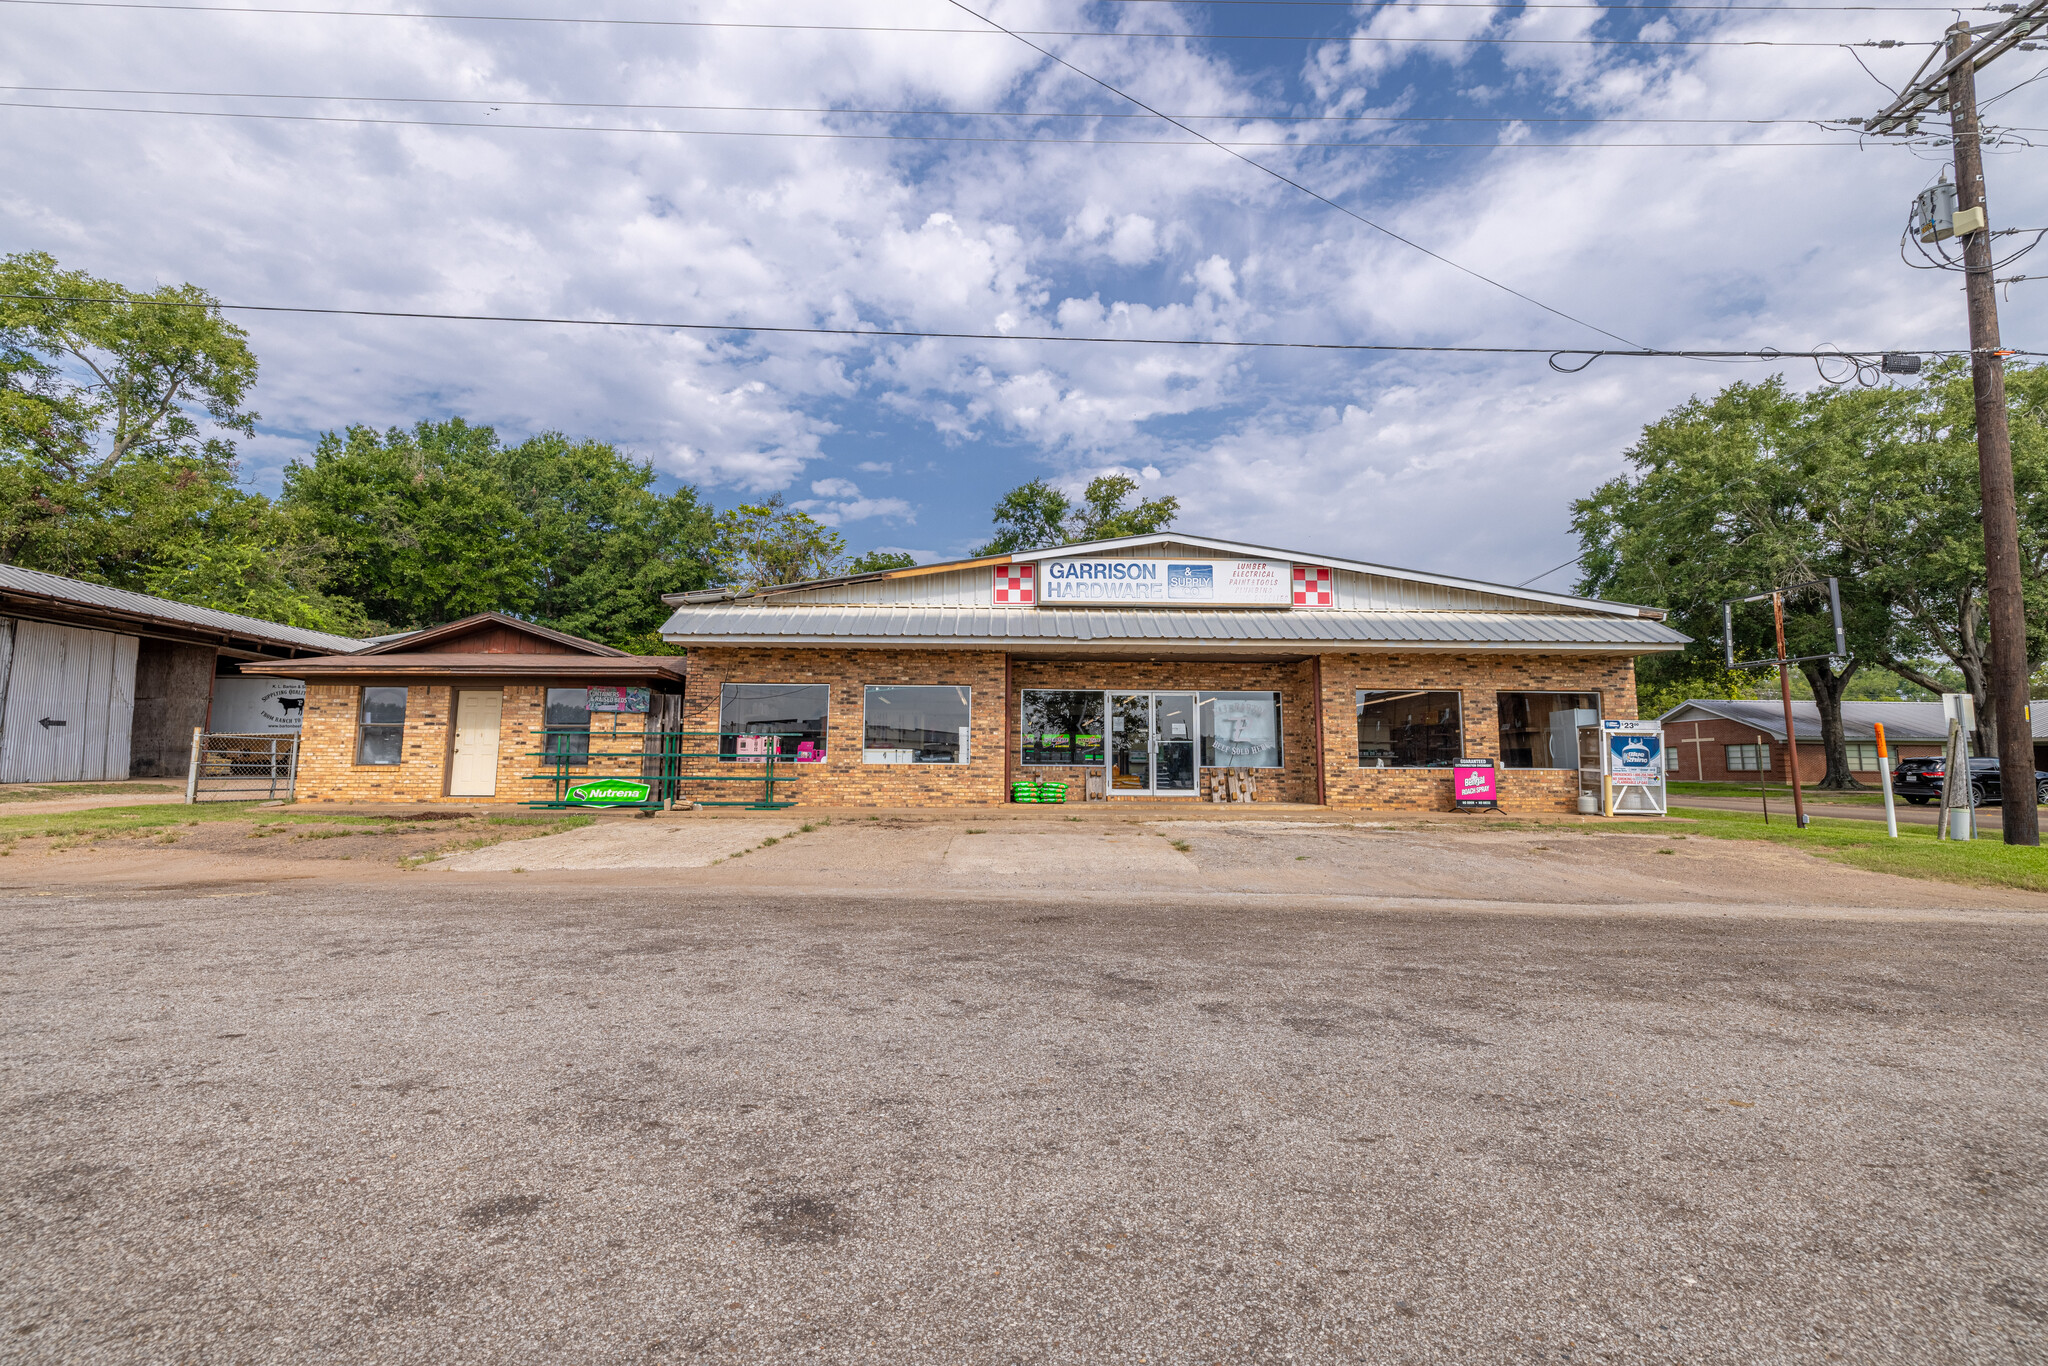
[1876, 722, 1898, 839]
[185, 726, 203, 804]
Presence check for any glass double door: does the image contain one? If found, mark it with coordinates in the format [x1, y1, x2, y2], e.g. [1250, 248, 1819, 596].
[1110, 692, 1197, 795]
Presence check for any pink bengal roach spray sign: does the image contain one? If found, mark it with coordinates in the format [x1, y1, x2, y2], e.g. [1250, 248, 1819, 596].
[1453, 759, 1500, 811]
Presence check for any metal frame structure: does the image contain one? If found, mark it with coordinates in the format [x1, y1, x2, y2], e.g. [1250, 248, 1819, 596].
[185, 730, 299, 803]
[522, 728, 806, 811]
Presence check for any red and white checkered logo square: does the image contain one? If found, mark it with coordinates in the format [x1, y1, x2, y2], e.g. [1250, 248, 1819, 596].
[1292, 564, 1333, 607]
[993, 563, 1035, 605]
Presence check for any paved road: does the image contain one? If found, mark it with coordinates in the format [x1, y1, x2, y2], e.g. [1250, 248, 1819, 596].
[5, 881, 2045, 1364]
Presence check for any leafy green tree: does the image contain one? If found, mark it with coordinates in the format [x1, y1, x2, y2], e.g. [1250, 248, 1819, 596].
[977, 479, 1076, 555]
[974, 473, 1179, 554]
[282, 419, 537, 630]
[497, 432, 717, 648]
[1070, 473, 1179, 541]
[140, 498, 368, 636]
[282, 419, 719, 644]
[715, 493, 846, 589]
[1576, 379, 1904, 788]
[1576, 364, 2048, 785]
[0, 250, 277, 590]
[846, 549, 918, 574]
[1825, 359, 2048, 751]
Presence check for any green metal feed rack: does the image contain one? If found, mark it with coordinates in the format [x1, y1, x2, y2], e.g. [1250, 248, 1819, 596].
[524, 727, 807, 811]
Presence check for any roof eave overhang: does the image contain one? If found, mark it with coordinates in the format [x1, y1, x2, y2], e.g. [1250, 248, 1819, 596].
[661, 635, 1684, 656]
[240, 656, 684, 681]
[0, 590, 359, 658]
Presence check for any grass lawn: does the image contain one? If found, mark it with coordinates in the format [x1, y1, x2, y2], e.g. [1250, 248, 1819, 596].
[1668, 781, 1892, 807]
[1668, 804, 2048, 894]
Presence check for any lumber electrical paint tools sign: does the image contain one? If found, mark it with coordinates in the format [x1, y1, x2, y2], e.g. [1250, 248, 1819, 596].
[565, 778, 652, 806]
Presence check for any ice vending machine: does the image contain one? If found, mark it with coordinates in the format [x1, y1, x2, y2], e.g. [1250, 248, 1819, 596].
[1579, 718, 1667, 816]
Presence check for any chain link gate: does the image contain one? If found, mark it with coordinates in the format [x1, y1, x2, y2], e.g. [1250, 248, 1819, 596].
[185, 729, 299, 803]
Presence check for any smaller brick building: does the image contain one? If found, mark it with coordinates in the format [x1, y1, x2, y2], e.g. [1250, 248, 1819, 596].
[1658, 698, 1966, 785]
[241, 614, 683, 804]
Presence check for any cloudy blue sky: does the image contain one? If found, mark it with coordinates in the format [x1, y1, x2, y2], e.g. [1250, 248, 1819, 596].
[6, 0, 2043, 587]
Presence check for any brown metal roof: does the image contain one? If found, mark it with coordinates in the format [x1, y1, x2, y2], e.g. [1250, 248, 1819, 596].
[353, 612, 628, 657]
[239, 653, 683, 682]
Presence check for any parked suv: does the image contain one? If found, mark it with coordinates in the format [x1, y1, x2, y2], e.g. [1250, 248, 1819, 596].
[1891, 755, 2048, 807]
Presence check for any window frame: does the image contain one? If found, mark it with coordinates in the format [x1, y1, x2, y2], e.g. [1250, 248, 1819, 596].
[1198, 690, 1285, 770]
[1019, 688, 1108, 768]
[1846, 742, 1881, 772]
[543, 686, 593, 767]
[862, 684, 973, 765]
[354, 685, 408, 766]
[1493, 690, 1602, 771]
[1725, 743, 1772, 773]
[1354, 688, 1464, 770]
[718, 682, 832, 763]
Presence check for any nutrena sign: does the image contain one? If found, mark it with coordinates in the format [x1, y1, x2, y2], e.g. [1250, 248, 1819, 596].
[565, 778, 653, 806]
[1038, 558, 1296, 608]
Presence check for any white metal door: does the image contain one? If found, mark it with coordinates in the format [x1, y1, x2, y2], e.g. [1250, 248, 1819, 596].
[449, 690, 503, 796]
[0, 621, 137, 782]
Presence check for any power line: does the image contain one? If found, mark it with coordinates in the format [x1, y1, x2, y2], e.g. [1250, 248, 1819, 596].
[0, 0, 1942, 46]
[12, 84, 2018, 128]
[4, 100, 1951, 149]
[1094, 0, 1999, 9]
[9, 294, 2027, 368]
[939, 0, 1646, 349]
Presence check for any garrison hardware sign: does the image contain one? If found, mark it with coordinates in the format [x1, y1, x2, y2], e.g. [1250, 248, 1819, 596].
[1038, 558, 1292, 608]
[563, 778, 653, 806]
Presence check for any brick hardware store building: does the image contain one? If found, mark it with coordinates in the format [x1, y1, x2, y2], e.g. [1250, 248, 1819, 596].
[658, 534, 1689, 813]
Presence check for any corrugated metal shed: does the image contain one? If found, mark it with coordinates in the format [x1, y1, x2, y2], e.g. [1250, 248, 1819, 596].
[659, 604, 1688, 651]
[0, 562, 363, 655]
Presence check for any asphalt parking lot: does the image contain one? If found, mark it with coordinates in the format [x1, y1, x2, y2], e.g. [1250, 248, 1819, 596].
[5, 874, 2045, 1364]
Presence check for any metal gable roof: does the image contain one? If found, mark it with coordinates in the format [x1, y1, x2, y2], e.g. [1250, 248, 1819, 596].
[663, 532, 1664, 621]
[0, 562, 365, 655]
[1658, 698, 2048, 744]
[659, 603, 1688, 651]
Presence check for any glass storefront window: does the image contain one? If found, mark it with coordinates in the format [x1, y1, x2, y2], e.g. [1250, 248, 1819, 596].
[1355, 689, 1461, 768]
[1495, 692, 1599, 769]
[1198, 691, 1283, 768]
[355, 686, 407, 765]
[543, 687, 592, 764]
[864, 686, 972, 763]
[720, 683, 830, 761]
[1021, 690, 1105, 766]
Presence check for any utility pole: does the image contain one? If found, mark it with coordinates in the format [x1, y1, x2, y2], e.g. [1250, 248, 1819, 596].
[1860, 0, 2045, 845]
[1773, 592, 1808, 829]
[1946, 22, 2038, 847]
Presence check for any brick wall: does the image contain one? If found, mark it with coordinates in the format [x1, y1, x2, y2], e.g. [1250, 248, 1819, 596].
[681, 646, 1646, 812]
[681, 648, 1009, 806]
[1318, 652, 1639, 813]
[295, 682, 652, 804]
[1661, 714, 1941, 784]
